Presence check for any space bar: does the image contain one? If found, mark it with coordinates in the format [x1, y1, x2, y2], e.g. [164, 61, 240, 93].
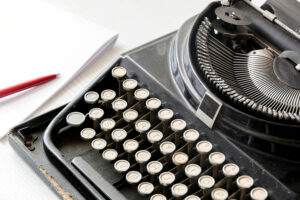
[71, 156, 127, 200]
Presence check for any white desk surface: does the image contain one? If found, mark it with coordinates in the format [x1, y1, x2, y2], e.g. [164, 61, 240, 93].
[0, 0, 263, 199]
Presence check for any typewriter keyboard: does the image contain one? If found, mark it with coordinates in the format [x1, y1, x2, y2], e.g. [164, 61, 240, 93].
[57, 65, 271, 200]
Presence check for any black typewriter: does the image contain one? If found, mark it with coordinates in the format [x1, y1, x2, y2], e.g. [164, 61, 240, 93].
[9, 0, 300, 199]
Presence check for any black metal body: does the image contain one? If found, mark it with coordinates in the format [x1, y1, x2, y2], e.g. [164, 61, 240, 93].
[9, 1, 300, 199]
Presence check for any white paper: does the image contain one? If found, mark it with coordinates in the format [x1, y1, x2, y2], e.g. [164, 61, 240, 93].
[0, 0, 118, 137]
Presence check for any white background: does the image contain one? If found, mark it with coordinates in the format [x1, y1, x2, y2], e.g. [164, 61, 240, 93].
[0, 0, 265, 199]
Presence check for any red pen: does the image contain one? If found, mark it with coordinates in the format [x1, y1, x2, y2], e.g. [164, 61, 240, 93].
[0, 74, 59, 98]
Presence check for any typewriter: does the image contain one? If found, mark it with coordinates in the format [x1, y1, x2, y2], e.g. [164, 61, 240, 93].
[9, 0, 300, 199]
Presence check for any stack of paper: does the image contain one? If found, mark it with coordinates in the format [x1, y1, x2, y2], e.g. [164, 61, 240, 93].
[0, 0, 118, 138]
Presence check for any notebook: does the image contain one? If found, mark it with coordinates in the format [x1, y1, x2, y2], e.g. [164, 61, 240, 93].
[0, 0, 118, 138]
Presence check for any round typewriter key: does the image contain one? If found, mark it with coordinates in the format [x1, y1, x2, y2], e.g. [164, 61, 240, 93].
[147, 130, 163, 147]
[91, 138, 107, 150]
[222, 163, 239, 191]
[135, 150, 151, 163]
[135, 120, 151, 141]
[89, 108, 104, 121]
[138, 182, 154, 196]
[198, 175, 215, 189]
[112, 98, 127, 114]
[147, 161, 163, 175]
[89, 108, 104, 130]
[126, 171, 142, 185]
[183, 129, 199, 154]
[134, 88, 150, 101]
[211, 188, 228, 200]
[185, 164, 202, 179]
[146, 98, 162, 123]
[112, 66, 127, 79]
[209, 152, 225, 178]
[171, 119, 187, 132]
[84, 91, 99, 104]
[250, 187, 268, 200]
[171, 183, 188, 198]
[123, 139, 139, 162]
[114, 159, 130, 173]
[135, 150, 151, 173]
[159, 172, 175, 187]
[196, 141, 213, 167]
[184, 195, 201, 200]
[66, 112, 85, 127]
[101, 89, 116, 102]
[146, 98, 161, 111]
[171, 119, 186, 146]
[160, 141, 176, 155]
[237, 175, 254, 200]
[158, 108, 174, 133]
[123, 79, 138, 91]
[80, 128, 96, 140]
[100, 118, 115, 131]
[123, 79, 138, 103]
[112, 129, 127, 142]
[102, 149, 118, 162]
[123, 109, 138, 123]
[150, 194, 167, 200]
[172, 152, 188, 166]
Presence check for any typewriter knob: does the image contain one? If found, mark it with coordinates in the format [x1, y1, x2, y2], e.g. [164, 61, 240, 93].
[250, 187, 268, 200]
[84, 91, 99, 104]
[112, 66, 127, 79]
[91, 138, 107, 150]
[171, 183, 188, 198]
[114, 159, 130, 173]
[138, 182, 154, 196]
[211, 188, 228, 200]
[126, 171, 142, 185]
[150, 194, 167, 200]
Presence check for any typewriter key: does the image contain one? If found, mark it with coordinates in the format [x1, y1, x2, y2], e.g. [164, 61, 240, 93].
[80, 128, 96, 140]
[171, 183, 188, 198]
[66, 112, 85, 127]
[114, 159, 130, 173]
[134, 88, 150, 101]
[134, 88, 149, 112]
[146, 98, 161, 123]
[236, 175, 254, 200]
[211, 188, 228, 200]
[101, 89, 116, 102]
[250, 187, 268, 200]
[112, 98, 127, 117]
[123, 79, 138, 103]
[135, 120, 151, 141]
[159, 172, 175, 187]
[160, 141, 176, 163]
[222, 163, 239, 191]
[150, 194, 167, 200]
[123, 139, 139, 162]
[138, 182, 154, 196]
[147, 161, 163, 182]
[147, 130, 163, 148]
[123, 109, 138, 125]
[126, 171, 142, 185]
[171, 119, 187, 146]
[158, 108, 174, 133]
[172, 152, 189, 172]
[209, 152, 225, 178]
[196, 141, 213, 167]
[198, 175, 215, 189]
[100, 118, 116, 132]
[112, 66, 127, 79]
[185, 164, 202, 179]
[89, 108, 104, 130]
[112, 66, 127, 95]
[183, 129, 200, 154]
[91, 138, 107, 150]
[100, 118, 116, 140]
[112, 129, 127, 150]
[102, 149, 118, 162]
[184, 195, 201, 200]
[135, 150, 151, 173]
[84, 91, 99, 104]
